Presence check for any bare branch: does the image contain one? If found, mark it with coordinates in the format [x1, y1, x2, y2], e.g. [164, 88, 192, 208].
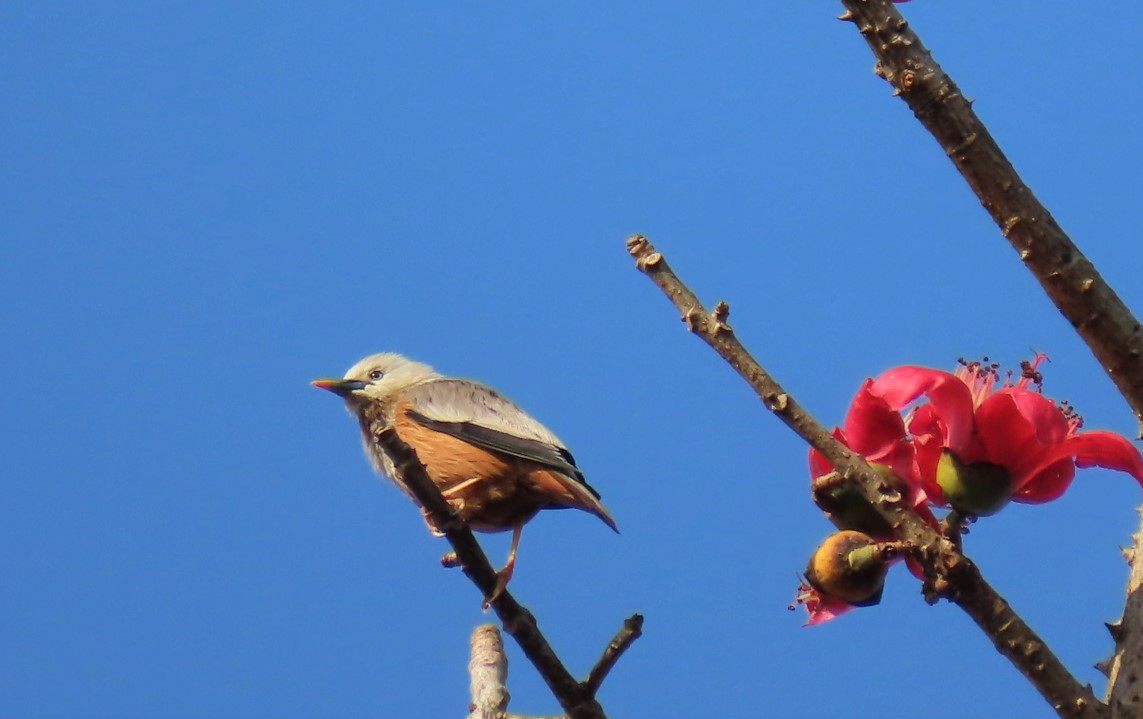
[628, 234, 1107, 719]
[469, 624, 511, 719]
[836, 0, 1143, 435]
[465, 624, 581, 719]
[583, 614, 644, 697]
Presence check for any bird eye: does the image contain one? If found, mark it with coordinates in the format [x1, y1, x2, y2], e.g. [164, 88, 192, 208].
[368, 369, 384, 381]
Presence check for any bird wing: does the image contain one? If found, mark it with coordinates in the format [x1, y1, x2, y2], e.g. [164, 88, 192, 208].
[402, 378, 600, 499]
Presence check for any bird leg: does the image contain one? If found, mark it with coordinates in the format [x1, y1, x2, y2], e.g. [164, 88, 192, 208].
[483, 522, 524, 610]
[441, 475, 485, 499]
[423, 477, 485, 536]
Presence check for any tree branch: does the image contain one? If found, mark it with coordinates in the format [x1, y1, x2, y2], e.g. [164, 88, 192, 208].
[371, 426, 638, 719]
[583, 614, 644, 698]
[465, 619, 643, 719]
[468, 624, 511, 719]
[835, 0, 1143, 436]
[1107, 505, 1143, 719]
[627, 234, 1106, 719]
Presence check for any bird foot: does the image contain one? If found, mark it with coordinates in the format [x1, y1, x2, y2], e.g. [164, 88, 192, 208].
[482, 566, 514, 611]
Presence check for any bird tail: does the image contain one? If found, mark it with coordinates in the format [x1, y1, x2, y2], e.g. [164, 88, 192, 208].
[534, 469, 619, 533]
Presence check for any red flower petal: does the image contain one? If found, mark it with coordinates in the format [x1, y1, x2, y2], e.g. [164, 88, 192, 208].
[974, 392, 1044, 483]
[871, 366, 977, 455]
[905, 404, 952, 501]
[1014, 458, 1075, 503]
[808, 447, 832, 479]
[904, 554, 927, 581]
[808, 428, 849, 478]
[1002, 388, 1069, 444]
[1012, 431, 1143, 501]
[798, 583, 859, 626]
[843, 379, 907, 457]
[1070, 430, 1143, 484]
[905, 402, 942, 439]
[876, 440, 920, 494]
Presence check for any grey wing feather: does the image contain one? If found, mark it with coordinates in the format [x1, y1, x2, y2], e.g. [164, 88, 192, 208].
[404, 379, 601, 498]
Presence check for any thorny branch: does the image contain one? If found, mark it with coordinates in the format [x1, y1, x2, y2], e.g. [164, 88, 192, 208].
[1105, 505, 1143, 719]
[628, 234, 1106, 719]
[836, 0, 1143, 436]
[372, 427, 639, 719]
[836, 3, 1143, 717]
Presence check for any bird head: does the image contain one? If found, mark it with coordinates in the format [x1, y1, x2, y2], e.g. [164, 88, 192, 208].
[312, 352, 440, 405]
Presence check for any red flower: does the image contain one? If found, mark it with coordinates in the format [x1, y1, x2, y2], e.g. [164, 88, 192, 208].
[837, 356, 1143, 512]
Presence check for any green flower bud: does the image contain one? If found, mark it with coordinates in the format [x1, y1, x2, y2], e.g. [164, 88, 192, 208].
[936, 449, 1012, 516]
[814, 463, 907, 536]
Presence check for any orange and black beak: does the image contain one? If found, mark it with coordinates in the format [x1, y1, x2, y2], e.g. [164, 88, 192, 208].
[310, 378, 367, 397]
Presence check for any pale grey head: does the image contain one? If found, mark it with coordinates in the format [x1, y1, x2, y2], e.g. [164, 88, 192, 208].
[311, 352, 442, 407]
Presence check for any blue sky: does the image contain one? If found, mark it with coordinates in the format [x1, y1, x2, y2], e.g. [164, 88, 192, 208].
[3, 2, 1141, 717]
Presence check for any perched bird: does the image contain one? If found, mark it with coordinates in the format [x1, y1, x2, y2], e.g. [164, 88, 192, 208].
[312, 352, 617, 601]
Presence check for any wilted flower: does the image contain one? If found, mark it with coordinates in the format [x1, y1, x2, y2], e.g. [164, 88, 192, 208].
[795, 530, 901, 625]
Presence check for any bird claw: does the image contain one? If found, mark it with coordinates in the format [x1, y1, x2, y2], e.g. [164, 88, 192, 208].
[482, 566, 513, 610]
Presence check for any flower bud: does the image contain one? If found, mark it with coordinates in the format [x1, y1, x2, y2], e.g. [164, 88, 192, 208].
[936, 449, 1012, 516]
[813, 463, 906, 536]
[804, 530, 888, 607]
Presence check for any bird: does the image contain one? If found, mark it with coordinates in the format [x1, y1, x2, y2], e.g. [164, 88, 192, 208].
[312, 352, 617, 603]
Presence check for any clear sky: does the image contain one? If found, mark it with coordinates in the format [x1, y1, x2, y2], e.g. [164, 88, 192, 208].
[4, 2, 1142, 718]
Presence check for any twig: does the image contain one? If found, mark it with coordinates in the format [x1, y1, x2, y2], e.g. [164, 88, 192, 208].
[583, 614, 644, 697]
[835, 0, 1143, 436]
[468, 625, 510, 719]
[628, 234, 1106, 719]
[372, 426, 638, 719]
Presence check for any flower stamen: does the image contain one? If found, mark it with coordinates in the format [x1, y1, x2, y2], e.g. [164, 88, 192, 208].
[1059, 399, 1084, 432]
[956, 356, 1001, 408]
